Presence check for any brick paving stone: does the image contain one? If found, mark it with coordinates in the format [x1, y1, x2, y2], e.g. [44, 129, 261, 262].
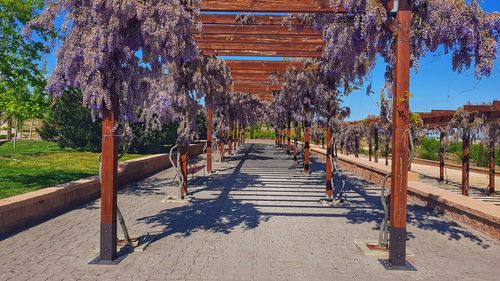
[0, 141, 499, 281]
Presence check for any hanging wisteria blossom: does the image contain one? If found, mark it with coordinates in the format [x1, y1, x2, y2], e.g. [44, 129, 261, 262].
[283, 0, 499, 84]
[26, 0, 201, 124]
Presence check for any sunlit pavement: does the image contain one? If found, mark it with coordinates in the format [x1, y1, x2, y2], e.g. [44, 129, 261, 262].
[0, 140, 499, 281]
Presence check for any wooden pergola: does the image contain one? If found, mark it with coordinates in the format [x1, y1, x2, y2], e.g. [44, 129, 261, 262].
[194, 14, 323, 176]
[418, 101, 500, 196]
[99, 0, 413, 269]
[195, 14, 322, 102]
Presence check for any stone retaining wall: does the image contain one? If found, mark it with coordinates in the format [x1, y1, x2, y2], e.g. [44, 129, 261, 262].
[0, 143, 205, 236]
[309, 145, 500, 239]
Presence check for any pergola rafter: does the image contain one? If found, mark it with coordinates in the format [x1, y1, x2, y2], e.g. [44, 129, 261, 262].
[196, 14, 324, 60]
[200, 0, 346, 13]
[222, 60, 304, 100]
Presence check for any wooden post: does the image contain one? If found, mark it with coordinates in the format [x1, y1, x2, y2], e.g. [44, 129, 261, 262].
[294, 121, 298, 162]
[275, 128, 279, 145]
[304, 124, 311, 174]
[100, 102, 118, 261]
[282, 126, 286, 149]
[228, 124, 233, 156]
[287, 118, 291, 155]
[180, 144, 189, 198]
[488, 135, 496, 196]
[462, 132, 470, 196]
[237, 122, 241, 148]
[206, 106, 213, 175]
[389, 2, 411, 267]
[369, 127, 373, 161]
[374, 127, 379, 163]
[354, 136, 359, 158]
[439, 130, 445, 182]
[326, 125, 333, 199]
[233, 123, 237, 152]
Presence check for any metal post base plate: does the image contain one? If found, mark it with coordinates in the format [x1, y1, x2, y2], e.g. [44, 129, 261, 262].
[379, 259, 416, 271]
[89, 246, 132, 265]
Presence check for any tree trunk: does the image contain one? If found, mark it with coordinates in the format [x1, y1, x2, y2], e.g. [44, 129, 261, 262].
[29, 118, 35, 141]
[19, 121, 23, 139]
[374, 128, 379, 163]
[13, 119, 18, 149]
[7, 117, 12, 140]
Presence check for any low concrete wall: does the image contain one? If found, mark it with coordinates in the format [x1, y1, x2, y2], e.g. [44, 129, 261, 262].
[0, 143, 205, 236]
[309, 145, 500, 239]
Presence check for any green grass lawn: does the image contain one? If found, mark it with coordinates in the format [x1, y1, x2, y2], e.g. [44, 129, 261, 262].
[0, 141, 146, 199]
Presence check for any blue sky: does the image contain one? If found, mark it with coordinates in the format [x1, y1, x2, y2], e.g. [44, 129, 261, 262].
[44, 2, 500, 121]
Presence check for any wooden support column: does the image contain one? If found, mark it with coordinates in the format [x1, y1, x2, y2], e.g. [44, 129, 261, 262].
[275, 128, 279, 145]
[282, 127, 286, 149]
[326, 125, 333, 199]
[374, 127, 379, 163]
[278, 127, 283, 147]
[287, 118, 291, 155]
[228, 125, 233, 156]
[389, 2, 411, 267]
[439, 130, 446, 182]
[100, 102, 118, 261]
[233, 123, 237, 152]
[488, 135, 496, 196]
[179, 144, 189, 198]
[237, 123, 241, 148]
[294, 122, 298, 162]
[206, 106, 213, 175]
[354, 136, 360, 158]
[304, 124, 311, 174]
[368, 128, 373, 161]
[462, 132, 471, 196]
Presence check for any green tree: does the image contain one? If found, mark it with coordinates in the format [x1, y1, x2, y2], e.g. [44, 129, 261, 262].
[38, 89, 102, 151]
[0, 0, 49, 142]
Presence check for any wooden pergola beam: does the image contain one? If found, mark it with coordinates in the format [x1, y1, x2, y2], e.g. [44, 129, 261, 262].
[226, 60, 303, 71]
[196, 34, 323, 46]
[232, 82, 281, 92]
[198, 42, 323, 53]
[199, 25, 320, 36]
[196, 34, 323, 45]
[201, 0, 345, 13]
[234, 92, 273, 101]
[198, 14, 311, 26]
[232, 74, 283, 82]
[203, 49, 322, 57]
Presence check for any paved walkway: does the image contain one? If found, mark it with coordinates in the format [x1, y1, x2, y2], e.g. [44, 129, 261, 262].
[1, 140, 499, 281]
